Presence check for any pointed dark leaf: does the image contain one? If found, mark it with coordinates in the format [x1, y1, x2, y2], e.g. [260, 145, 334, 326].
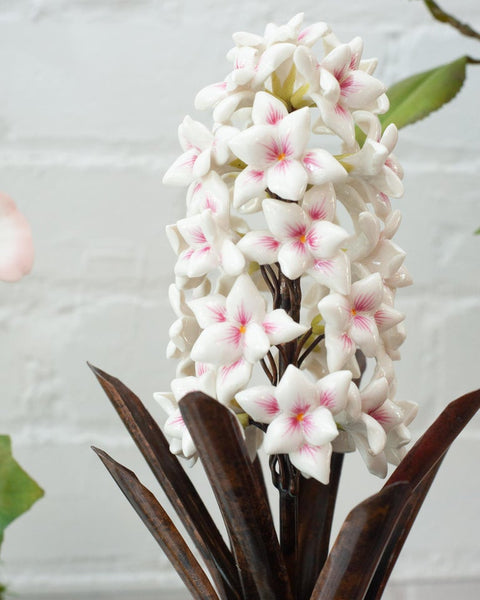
[387, 389, 480, 490]
[297, 453, 344, 600]
[363, 389, 480, 598]
[180, 392, 294, 600]
[92, 447, 219, 600]
[365, 458, 443, 600]
[310, 482, 410, 600]
[88, 364, 239, 600]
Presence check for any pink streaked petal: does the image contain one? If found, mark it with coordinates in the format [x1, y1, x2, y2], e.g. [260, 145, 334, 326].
[226, 273, 267, 325]
[342, 70, 386, 109]
[188, 294, 227, 328]
[374, 304, 404, 332]
[190, 322, 243, 365]
[309, 251, 351, 295]
[350, 316, 380, 357]
[237, 230, 280, 265]
[262, 198, 308, 240]
[233, 167, 266, 209]
[302, 148, 348, 186]
[263, 309, 308, 346]
[290, 443, 332, 483]
[314, 93, 355, 147]
[307, 221, 349, 259]
[229, 124, 277, 169]
[235, 385, 280, 424]
[316, 370, 352, 414]
[264, 414, 306, 454]
[302, 183, 336, 222]
[351, 273, 384, 313]
[163, 148, 200, 186]
[252, 91, 288, 126]
[216, 359, 253, 405]
[275, 365, 317, 413]
[278, 239, 314, 280]
[324, 327, 356, 372]
[303, 407, 338, 446]
[277, 107, 311, 158]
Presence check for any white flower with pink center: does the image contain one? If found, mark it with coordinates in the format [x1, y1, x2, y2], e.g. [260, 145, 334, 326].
[229, 92, 347, 206]
[174, 210, 245, 279]
[163, 116, 238, 186]
[189, 273, 307, 368]
[238, 192, 350, 283]
[154, 369, 217, 461]
[0, 193, 34, 282]
[318, 272, 395, 371]
[242, 365, 352, 482]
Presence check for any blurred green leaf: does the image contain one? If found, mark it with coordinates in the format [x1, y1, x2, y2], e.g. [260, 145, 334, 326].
[0, 435, 44, 550]
[380, 56, 468, 130]
[474, 227, 480, 235]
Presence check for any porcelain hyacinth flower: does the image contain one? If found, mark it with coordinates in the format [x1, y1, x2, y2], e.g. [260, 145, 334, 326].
[159, 13, 415, 483]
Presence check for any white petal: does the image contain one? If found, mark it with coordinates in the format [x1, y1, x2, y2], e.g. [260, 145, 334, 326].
[308, 252, 351, 295]
[266, 159, 308, 201]
[263, 198, 308, 240]
[163, 148, 198, 186]
[275, 364, 317, 413]
[252, 91, 288, 125]
[263, 309, 308, 345]
[307, 221, 350, 259]
[220, 239, 246, 276]
[351, 272, 384, 313]
[316, 370, 352, 414]
[233, 167, 267, 209]
[360, 376, 389, 412]
[190, 322, 243, 365]
[374, 304, 404, 332]
[226, 273, 266, 325]
[318, 292, 351, 331]
[235, 385, 279, 424]
[302, 183, 336, 222]
[264, 414, 305, 454]
[302, 406, 338, 446]
[277, 108, 311, 158]
[349, 314, 380, 357]
[237, 230, 280, 265]
[290, 443, 332, 483]
[244, 322, 270, 363]
[303, 149, 348, 185]
[216, 359, 253, 404]
[229, 125, 277, 168]
[324, 327, 356, 372]
[188, 294, 227, 328]
[278, 239, 313, 279]
[195, 81, 228, 110]
[0, 194, 34, 282]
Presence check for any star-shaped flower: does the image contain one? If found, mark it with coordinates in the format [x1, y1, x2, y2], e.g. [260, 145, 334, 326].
[229, 92, 346, 206]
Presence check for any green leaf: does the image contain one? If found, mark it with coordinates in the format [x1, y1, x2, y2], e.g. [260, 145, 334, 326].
[380, 56, 468, 130]
[475, 227, 480, 235]
[0, 435, 44, 549]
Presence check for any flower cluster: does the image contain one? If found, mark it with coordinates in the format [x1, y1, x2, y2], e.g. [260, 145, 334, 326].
[158, 13, 416, 482]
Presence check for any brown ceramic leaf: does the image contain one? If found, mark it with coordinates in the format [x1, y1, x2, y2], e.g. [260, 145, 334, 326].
[364, 388, 480, 598]
[387, 388, 480, 490]
[310, 482, 410, 600]
[180, 391, 294, 600]
[364, 458, 443, 600]
[296, 453, 344, 600]
[88, 364, 239, 600]
[92, 447, 219, 600]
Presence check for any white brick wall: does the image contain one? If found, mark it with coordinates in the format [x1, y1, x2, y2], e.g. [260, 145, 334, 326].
[0, 1, 479, 597]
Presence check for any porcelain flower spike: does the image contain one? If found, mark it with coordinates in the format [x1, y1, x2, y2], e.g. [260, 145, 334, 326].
[160, 12, 413, 484]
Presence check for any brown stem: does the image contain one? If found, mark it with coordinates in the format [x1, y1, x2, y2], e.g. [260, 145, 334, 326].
[266, 350, 278, 385]
[259, 358, 275, 384]
[297, 334, 325, 368]
[422, 0, 480, 41]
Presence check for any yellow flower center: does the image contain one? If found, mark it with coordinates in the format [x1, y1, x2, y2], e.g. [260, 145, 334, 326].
[296, 413, 305, 422]
[299, 234, 306, 244]
[277, 152, 286, 161]
[239, 325, 246, 334]
[351, 308, 357, 316]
